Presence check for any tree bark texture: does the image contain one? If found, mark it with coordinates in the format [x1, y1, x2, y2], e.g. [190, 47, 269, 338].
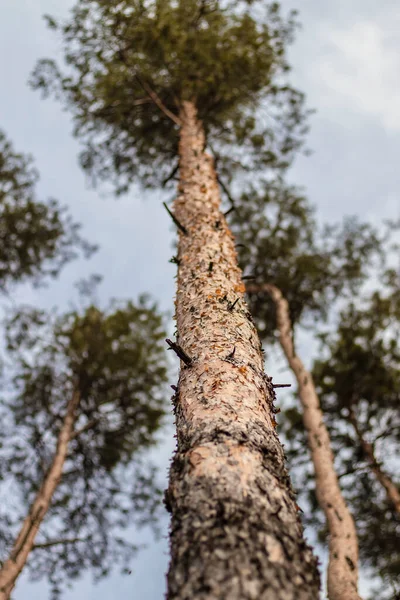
[165, 101, 320, 600]
[348, 408, 400, 514]
[257, 283, 361, 600]
[0, 389, 80, 599]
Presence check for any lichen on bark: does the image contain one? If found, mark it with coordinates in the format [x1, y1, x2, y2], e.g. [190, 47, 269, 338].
[166, 102, 320, 600]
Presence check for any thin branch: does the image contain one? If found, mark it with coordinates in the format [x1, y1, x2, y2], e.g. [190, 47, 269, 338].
[226, 346, 236, 360]
[33, 538, 84, 551]
[217, 175, 237, 209]
[207, 142, 237, 211]
[223, 205, 235, 217]
[132, 97, 154, 106]
[162, 162, 179, 187]
[166, 339, 193, 367]
[228, 298, 240, 311]
[71, 419, 98, 440]
[338, 465, 369, 480]
[242, 275, 256, 281]
[163, 202, 188, 235]
[372, 430, 390, 443]
[135, 74, 182, 126]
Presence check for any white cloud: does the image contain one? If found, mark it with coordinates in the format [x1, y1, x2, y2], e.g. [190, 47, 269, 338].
[313, 20, 400, 131]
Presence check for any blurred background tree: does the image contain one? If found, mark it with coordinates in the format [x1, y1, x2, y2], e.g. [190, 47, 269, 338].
[233, 176, 399, 599]
[232, 176, 385, 339]
[0, 294, 168, 599]
[0, 129, 95, 292]
[313, 283, 400, 599]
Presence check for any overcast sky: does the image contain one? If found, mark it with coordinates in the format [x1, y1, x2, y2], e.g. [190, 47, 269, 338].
[1, 1, 399, 598]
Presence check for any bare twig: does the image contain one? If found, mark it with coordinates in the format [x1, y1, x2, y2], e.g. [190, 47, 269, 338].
[163, 202, 188, 235]
[162, 163, 180, 187]
[226, 347, 236, 360]
[166, 339, 193, 367]
[33, 538, 83, 551]
[217, 175, 236, 209]
[228, 298, 239, 311]
[208, 142, 238, 213]
[132, 97, 154, 106]
[223, 206, 235, 217]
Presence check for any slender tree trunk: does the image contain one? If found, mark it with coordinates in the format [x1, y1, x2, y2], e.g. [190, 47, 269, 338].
[348, 408, 400, 514]
[165, 101, 320, 600]
[253, 283, 361, 600]
[0, 388, 80, 599]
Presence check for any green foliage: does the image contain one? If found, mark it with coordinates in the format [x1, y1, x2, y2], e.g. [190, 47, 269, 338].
[0, 129, 95, 290]
[233, 177, 383, 339]
[0, 297, 168, 597]
[314, 285, 400, 424]
[31, 0, 308, 192]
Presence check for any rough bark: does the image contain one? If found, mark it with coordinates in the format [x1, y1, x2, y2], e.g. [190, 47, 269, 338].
[348, 408, 400, 514]
[253, 283, 361, 600]
[165, 101, 320, 600]
[0, 388, 80, 600]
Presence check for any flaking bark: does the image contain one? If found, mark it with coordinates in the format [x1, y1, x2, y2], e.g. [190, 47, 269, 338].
[0, 388, 80, 599]
[255, 283, 361, 600]
[348, 408, 400, 514]
[166, 102, 320, 600]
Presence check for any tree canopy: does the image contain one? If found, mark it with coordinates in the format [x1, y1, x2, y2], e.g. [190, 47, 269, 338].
[233, 177, 384, 339]
[31, 0, 308, 193]
[0, 129, 95, 290]
[0, 296, 168, 598]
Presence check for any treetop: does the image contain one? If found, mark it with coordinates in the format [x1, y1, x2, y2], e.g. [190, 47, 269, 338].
[31, 0, 308, 192]
[233, 177, 385, 339]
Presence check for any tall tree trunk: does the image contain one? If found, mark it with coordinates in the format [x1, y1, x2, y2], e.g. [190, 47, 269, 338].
[0, 388, 80, 599]
[253, 283, 361, 600]
[348, 408, 400, 514]
[165, 101, 320, 600]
